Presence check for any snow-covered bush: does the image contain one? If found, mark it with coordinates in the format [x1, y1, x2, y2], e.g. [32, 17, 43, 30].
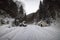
[37, 20, 49, 27]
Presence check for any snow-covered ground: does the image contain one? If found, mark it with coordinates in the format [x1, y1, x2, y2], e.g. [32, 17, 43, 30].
[0, 23, 60, 40]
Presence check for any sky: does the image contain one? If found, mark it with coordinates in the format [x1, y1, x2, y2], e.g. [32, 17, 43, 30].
[14, 0, 43, 15]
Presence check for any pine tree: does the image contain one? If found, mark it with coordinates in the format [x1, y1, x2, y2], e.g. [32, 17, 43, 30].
[19, 5, 24, 15]
[39, 1, 44, 19]
[18, 5, 24, 23]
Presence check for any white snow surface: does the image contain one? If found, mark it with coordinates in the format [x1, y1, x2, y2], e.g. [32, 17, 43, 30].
[0, 23, 60, 40]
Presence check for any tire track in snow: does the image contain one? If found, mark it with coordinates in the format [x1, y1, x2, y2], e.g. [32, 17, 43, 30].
[34, 25, 60, 40]
[0, 27, 20, 40]
[0, 27, 16, 37]
[11, 27, 29, 40]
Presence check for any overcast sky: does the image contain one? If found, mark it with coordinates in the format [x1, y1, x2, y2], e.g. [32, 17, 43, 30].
[14, 0, 43, 15]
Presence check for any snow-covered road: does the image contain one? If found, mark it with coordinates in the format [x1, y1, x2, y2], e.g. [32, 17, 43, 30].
[0, 24, 60, 40]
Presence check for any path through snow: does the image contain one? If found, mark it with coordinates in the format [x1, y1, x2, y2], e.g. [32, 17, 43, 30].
[0, 24, 60, 40]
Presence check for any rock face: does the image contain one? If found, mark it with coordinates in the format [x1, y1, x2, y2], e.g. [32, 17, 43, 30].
[26, 12, 40, 24]
[26, 13, 36, 23]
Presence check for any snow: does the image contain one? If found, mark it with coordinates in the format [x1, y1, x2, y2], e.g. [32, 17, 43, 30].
[0, 24, 60, 40]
